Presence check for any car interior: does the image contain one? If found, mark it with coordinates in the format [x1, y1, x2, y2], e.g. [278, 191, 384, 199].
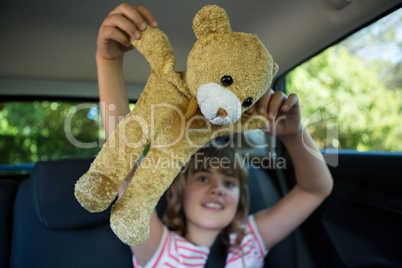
[1, 0, 401, 267]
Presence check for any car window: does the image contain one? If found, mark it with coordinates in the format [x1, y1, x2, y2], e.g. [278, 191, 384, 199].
[0, 101, 101, 173]
[0, 100, 135, 174]
[285, 9, 401, 152]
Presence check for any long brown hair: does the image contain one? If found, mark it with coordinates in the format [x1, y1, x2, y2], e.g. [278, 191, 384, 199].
[163, 143, 249, 249]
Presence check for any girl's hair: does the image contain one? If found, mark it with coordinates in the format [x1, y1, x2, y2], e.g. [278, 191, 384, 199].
[163, 143, 250, 249]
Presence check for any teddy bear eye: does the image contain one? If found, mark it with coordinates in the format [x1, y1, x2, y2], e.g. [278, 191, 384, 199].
[242, 97, 253, 108]
[221, 75, 233, 86]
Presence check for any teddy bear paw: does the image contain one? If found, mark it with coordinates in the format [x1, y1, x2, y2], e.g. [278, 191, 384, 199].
[75, 172, 119, 213]
[110, 202, 151, 246]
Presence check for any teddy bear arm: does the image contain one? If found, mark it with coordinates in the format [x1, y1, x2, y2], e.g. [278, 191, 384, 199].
[166, 71, 192, 99]
[131, 27, 175, 75]
[236, 112, 269, 132]
[75, 111, 149, 213]
[132, 28, 191, 99]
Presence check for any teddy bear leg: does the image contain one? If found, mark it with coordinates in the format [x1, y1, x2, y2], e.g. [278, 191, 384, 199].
[110, 148, 186, 246]
[75, 114, 148, 213]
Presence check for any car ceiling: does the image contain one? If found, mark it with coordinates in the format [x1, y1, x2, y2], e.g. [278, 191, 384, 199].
[0, 0, 400, 99]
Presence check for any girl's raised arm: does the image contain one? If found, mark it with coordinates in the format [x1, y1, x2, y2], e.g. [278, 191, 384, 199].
[97, 3, 157, 137]
[96, 4, 163, 265]
[252, 91, 333, 250]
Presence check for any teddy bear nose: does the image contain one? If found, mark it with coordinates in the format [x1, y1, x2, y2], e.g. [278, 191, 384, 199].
[217, 108, 228, 118]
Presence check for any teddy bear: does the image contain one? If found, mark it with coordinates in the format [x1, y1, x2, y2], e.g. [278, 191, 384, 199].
[75, 5, 278, 246]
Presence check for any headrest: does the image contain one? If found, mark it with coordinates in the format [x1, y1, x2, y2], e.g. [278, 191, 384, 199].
[30, 159, 111, 231]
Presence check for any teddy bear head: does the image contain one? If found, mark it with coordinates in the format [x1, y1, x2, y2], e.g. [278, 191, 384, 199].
[186, 5, 279, 125]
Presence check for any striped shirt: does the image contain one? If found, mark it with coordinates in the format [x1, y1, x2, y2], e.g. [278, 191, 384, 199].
[133, 215, 268, 268]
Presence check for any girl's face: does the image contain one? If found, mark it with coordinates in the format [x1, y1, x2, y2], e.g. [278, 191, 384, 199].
[183, 167, 240, 234]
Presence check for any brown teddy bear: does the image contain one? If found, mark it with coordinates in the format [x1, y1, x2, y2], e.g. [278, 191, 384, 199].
[75, 5, 278, 246]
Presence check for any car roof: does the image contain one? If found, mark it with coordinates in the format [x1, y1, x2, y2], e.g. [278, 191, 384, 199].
[0, 0, 400, 99]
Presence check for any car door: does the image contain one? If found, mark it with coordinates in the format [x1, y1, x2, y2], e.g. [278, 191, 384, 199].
[277, 8, 402, 267]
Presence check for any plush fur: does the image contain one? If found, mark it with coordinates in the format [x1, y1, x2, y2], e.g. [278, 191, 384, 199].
[75, 5, 278, 246]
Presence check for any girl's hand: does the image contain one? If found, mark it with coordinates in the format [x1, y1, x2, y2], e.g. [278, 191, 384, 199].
[247, 90, 302, 137]
[96, 4, 158, 61]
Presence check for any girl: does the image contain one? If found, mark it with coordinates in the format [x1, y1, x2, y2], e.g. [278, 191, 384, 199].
[98, 4, 333, 267]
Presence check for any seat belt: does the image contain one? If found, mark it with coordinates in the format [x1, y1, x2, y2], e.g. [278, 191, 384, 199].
[205, 233, 229, 267]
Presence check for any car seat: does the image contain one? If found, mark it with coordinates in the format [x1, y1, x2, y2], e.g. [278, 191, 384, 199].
[0, 179, 19, 268]
[10, 159, 133, 268]
[9, 156, 304, 267]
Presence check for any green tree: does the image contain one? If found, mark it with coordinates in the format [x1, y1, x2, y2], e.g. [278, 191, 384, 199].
[0, 101, 103, 165]
[286, 9, 402, 152]
[341, 8, 402, 90]
[286, 46, 402, 151]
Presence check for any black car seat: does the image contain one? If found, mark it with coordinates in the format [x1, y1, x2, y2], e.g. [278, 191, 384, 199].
[10, 159, 132, 268]
[0, 179, 19, 268]
[9, 156, 301, 267]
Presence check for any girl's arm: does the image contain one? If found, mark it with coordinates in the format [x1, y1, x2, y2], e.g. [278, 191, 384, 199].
[96, 3, 164, 265]
[251, 91, 333, 250]
[97, 3, 157, 136]
[97, 56, 130, 136]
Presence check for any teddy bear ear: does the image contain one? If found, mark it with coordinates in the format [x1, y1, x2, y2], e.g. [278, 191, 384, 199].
[193, 5, 232, 39]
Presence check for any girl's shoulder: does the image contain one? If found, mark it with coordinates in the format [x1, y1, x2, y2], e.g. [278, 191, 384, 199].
[223, 215, 269, 267]
[229, 215, 268, 254]
[137, 226, 210, 267]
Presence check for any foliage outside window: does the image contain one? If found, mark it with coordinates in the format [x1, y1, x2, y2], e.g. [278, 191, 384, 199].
[0, 101, 104, 168]
[286, 9, 401, 151]
[0, 101, 138, 169]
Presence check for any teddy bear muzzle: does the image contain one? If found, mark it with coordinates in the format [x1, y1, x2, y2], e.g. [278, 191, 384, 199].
[196, 83, 242, 125]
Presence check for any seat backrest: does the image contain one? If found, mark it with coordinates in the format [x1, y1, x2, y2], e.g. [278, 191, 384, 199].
[0, 179, 18, 268]
[9, 157, 294, 268]
[247, 166, 300, 268]
[248, 166, 281, 214]
[10, 159, 132, 268]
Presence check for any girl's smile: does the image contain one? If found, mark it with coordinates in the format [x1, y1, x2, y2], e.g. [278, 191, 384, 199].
[202, 199, 224, 210]
[183, 167, 240, 244]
